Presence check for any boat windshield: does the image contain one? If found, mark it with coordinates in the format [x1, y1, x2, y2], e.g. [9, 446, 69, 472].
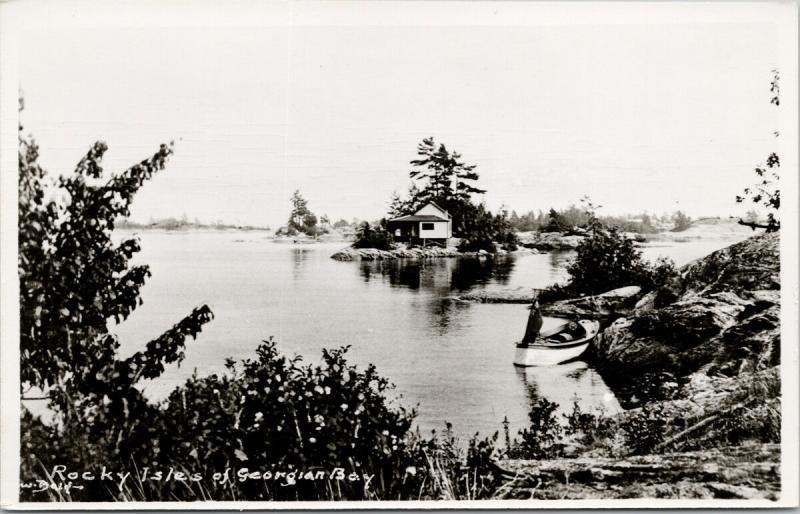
[539, 318, 570, 338]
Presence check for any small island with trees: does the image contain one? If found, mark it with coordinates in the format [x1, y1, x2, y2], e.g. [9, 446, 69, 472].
[330, 137, 755, 262]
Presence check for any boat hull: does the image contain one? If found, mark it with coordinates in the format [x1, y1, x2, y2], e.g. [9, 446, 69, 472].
[513, 341, 590, 366]
[513, 319, 600, 367]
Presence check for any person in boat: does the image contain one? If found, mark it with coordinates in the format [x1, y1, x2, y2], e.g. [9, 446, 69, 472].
[521, 295, 588, 344]
[549, 321, 587, 343]
[521, 297, 543, 345]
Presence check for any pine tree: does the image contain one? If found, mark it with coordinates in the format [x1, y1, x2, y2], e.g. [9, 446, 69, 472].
[387, 191, 407, 218]
[409, 137, 486, 207]
[288, 190, 318, 235]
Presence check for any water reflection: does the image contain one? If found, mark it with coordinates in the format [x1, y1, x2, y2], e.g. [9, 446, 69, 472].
[548, 250, 573, 274]
[428, 298, 472, 336]
[359, 256, 516, 292]
[115, 233, 630, 436]
[291, 247, 312, 281]
[515, 361, 622, 416]
[451, 257, 514, 290]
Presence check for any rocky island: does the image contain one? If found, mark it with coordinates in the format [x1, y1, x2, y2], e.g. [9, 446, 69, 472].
[331, 244, 538, 261]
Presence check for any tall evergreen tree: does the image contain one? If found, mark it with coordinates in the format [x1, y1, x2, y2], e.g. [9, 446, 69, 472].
[409, 137, 486, 208]
[387, 191, 407, 218]
[287, 190, 318, 235]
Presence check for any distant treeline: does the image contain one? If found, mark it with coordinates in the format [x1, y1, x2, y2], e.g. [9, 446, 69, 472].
[507, 207, 694, 234]
[117, 215, 270, 231]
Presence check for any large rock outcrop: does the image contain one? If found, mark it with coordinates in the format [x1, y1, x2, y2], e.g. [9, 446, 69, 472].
[331, 245, 537, 261]
[331, 246, 466, 261]
[456, 284, 642, 309]
[540, 286, 642, 320]
[517, 231, 586, 250]
[494, 234, 781, 500]
[591, 233, 780, 378]
[495, 443, 779, 500]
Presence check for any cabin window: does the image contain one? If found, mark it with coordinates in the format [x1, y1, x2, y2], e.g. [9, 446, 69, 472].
[421, 223, 435, 230]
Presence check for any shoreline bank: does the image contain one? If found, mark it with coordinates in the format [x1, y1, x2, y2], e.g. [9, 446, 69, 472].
[330, 245, 539, 261]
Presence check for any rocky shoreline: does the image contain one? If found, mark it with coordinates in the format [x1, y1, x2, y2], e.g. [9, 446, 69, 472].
[515, 218, 755, 250]
[489, 233, 781, 499]
[462, 233, 780, 381]
[516, 230, 587, 250]
[330, 245, 538, 261]
[495, 442, 779, 500]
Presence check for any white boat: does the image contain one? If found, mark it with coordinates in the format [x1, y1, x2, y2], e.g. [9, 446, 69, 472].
[513, 319, 601, 367]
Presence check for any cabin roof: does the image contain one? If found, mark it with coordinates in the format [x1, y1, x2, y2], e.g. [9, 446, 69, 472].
[389, 201, 451, 222]
[424, 201, 449, 215]
[389, 214, 449, 222]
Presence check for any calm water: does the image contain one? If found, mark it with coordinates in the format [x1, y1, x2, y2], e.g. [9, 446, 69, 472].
[112, 231, 742, 437]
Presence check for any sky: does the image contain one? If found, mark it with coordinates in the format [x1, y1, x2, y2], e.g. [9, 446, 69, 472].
[16, 2, 791, 228]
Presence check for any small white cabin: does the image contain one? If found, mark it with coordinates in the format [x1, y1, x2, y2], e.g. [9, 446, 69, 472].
[388, 202, 452, 246]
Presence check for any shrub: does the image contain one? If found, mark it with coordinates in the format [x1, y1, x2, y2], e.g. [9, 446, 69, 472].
[457, 206, 518, 253]
[277, 225, 300, 236]
[641, 257, 683, 306]
[458, 236, 495, 253]
[671, 211, 692, 232]
[406, 425, 501, 500]
[18, 116, 215, 501]
[543, 214, 570, 233]
[620, 404, 667, 455]
[566, 225, 644, 295]
[545, 220, 680, 299]
[506, 398, 563, 459]
[562, 402, 616, 448]
[21, 338, 504, 501]
[353, 222, 394, 250]
[154, 339, 417, 500]
[706, 402, 781, 447]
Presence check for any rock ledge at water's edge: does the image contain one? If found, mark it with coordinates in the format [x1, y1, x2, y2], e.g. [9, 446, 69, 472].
[330, 245, 538, 261]
[495, 233, 781, 499]
[591, 232, 780, 378]
[495, 443, 779, 500]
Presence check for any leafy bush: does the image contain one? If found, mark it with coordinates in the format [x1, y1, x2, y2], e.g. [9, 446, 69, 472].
[562, 402, 616, 448]
[156, 339, 417, 500]
[566, 225, 643, 295]
[640, 257, 683, 306]
[353, 222, 394, 250]
[736, 70, 780, 233]
[671, 210, 692, 232]
[506, 398, 563, 459]
[540, 208, 575, 233]
[457, 205, 518, 253]
[18, 115, 215, 501]
[457, 235, 496, 253]
[21, 338, 504, 501]
[277, 225, 299, 236]
[18, 133, 213, 400]
[545, 219, 680, 299]
[620, 404, 667, 455]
